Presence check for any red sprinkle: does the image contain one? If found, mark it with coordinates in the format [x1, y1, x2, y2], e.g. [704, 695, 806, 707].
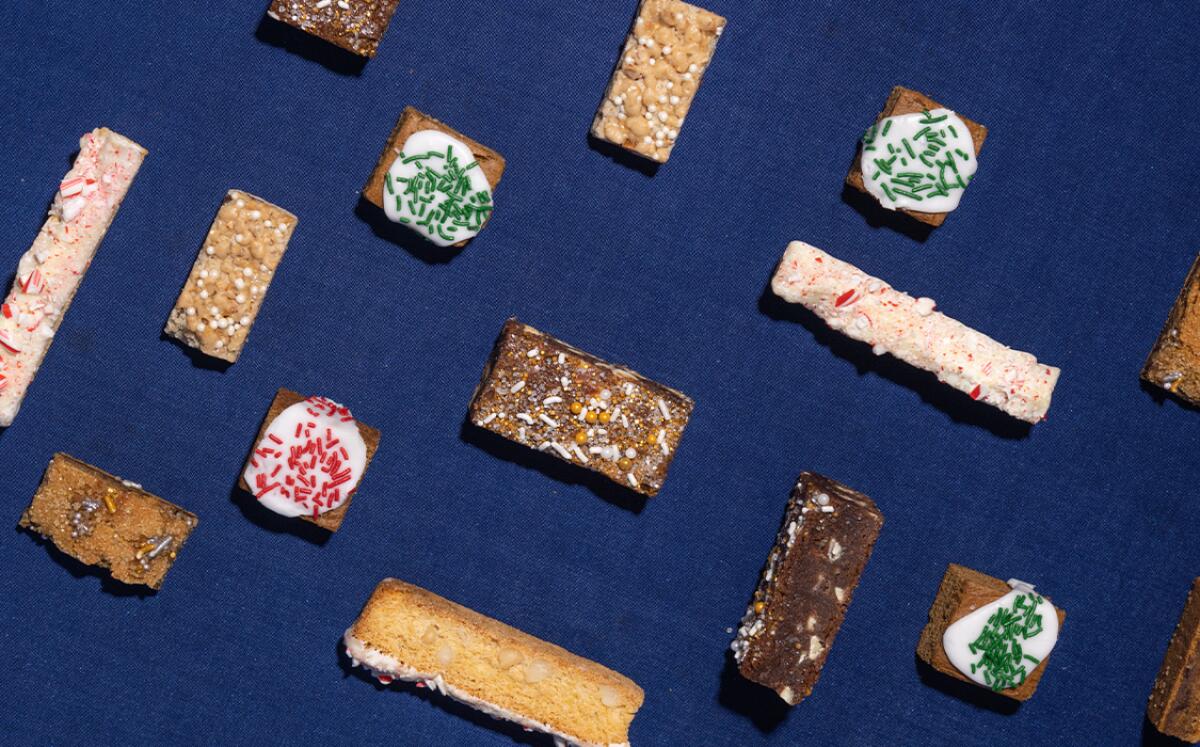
[969, 385, 982, 400]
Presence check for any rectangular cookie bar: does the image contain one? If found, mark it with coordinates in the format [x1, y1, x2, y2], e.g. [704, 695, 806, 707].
[1142, 252, 1200, 407]
[238, 388, 380, 532]
[266, 0, 401, 58]
[916, 564, 1064, 701]
[731, 473, 883, 705]
[467, 318, 693, 497]
[164, 190, 296, 363]
[344, 578, 644, 747]
[771, 241, 1060, 423]
[590, 0, 726, 163]
[0, 128, 146, 426]
[846, 86, 988, 228]
[19, 453, 198, 590]
[1147, 578, 1200, 741]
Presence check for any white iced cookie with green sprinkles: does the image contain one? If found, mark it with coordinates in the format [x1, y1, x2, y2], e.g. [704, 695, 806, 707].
[383, 130, 493, 247]
[942, 579, 1059, 692]
[860, 108, 977, 213]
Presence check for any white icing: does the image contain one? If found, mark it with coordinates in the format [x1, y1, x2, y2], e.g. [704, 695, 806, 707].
[342, 632, 627, 747]
[382, 130, 493, 247]
[942, 579, 1059, 690]
[242, 396, 367, 518]
[860, 108, 978, 213]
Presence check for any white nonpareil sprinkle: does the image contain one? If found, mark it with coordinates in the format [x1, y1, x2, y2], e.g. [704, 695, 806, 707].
[315, 0, 331, 8]
[572, 444, 589, 463]
[517, 427, 526, 441]
[543, 396, 562, 406]
[560, 376, 571, 390]
[509, 380, 526, 393]
[821, 505, 835, 513]
[815, 492, 830, 506]
[557, 353, 566, 364]
[537, 442, 551, 451]
[658, 429, 668, 454]
[657, 398, 671, 420]
[627, 473, 638, 487]
[481, 413, 497, 425]
[621, 414, 630, 429]
[539, 414, 559, 427]
[550, 442, 573, 460]
[516, 413, 534, 425]
[624, 383, 635, 395]
[624, 447, 637, 459]
[526, 348, 539, 358]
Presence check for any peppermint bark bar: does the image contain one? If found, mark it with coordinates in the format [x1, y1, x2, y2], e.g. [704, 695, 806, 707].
[362, 107, 505, 247]
[916, 564, 1063, 701]
[467, 318, 693, 497]
[591, 0, 726, 163]
[266, 0, 401, 58]
[846, 86, 988, 228]
[164, 190, 296, 363]
[345, 578, 644, 747]
[1147, 578, 1200, 741]
[238, 388, 379, 532]
[1143, 253, 1200, 406]
[771, 241, 1060, 423]
[0, 128, 146, 426]
[731, 473, 883, 705]
[19, 453, 198, 590]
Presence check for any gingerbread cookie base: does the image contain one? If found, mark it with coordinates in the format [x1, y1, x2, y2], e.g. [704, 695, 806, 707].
[1143, 252, 1200, 407]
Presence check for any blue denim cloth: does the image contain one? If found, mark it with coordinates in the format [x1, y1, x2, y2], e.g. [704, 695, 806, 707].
[1, 1, 1198, 744]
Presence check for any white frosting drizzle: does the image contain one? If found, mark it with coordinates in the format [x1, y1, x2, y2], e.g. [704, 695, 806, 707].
[382, 130, 493, 247]
[942, 579, 1059, 690]
[860, 108, 978, 213]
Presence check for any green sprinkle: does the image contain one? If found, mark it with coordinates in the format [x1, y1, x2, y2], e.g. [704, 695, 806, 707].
[902, 139, 916, 158]
[881, 120, 892, 136]
[948, 124, 959, 138]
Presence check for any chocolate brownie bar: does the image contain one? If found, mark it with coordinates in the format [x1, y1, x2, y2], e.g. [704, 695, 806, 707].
[1143, 252, 1200, 407]
[266, 0, 401, 58]
[1147, 578, 1200, 741]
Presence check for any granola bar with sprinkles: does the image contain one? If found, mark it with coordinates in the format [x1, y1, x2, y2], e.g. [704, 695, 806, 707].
[468, 318, 693, 497]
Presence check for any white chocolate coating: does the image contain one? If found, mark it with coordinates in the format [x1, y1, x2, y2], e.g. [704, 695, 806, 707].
[383, 130, 492, 247]
[860, 108, 977, 213]
[943, 579, 1059, 688]
[771, 241, 1060, 423]
[0, 129, 146, 426]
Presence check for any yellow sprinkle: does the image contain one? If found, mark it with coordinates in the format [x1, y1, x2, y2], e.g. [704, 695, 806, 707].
[569, 401, 583, 415]
[135, 542, 157, 559]
[584, 411, 598, 425]
[598, 411, 611, 424]
[102, 491, 118, 513]
[573, 430, 588, 445]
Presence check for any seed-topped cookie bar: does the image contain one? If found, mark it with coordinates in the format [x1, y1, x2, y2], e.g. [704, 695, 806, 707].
[164, 190, 296, 363]
[266, 0, 401, 58]
[19, 453, 198, 590]
[468, 318, 693, 497]
[591, 0, 726, 163]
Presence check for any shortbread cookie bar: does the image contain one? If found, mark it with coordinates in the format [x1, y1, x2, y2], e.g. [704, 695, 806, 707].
[19, 453, 198, 590]
[0, 128, 146, 426]
[846, 87, 988, 227]
[771, 241, 1060, 423]
[362, 106, 505, 247]
[239, 388, 379, 532]
[1143, 252, 1200, 407]
[591, 0, 725, 163]
[266, 0, 401, 58]
[164, 190, 296, 363]
[917, 564, 1064, 701]
[731, 473, 883, 705]
[1147, 578, 1200, 741]
[345, 578, 644, 747]
[468, 318, 693, 497]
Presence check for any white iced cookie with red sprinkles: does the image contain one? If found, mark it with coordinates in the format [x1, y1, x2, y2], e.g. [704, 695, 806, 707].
[771, 241, 1060, 423]
[0, 128, 146, 427]
[243, 396, 368, 518]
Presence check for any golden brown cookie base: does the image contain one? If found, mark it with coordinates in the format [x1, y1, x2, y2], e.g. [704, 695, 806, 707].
[1147, 578, 1200, 741]
[1142, 253, 1200, 407]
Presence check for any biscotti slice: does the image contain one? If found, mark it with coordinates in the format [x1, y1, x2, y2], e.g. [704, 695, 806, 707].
[846, 86, 988, 228]
[238, 388, 380, 532]
[1147, 578, 1200, 741]
[1143, 252, 1200, 407]
[731, 473, 883, 704]
[916, 564, 1064, 701]
[344, 579, 644, 746]
[19, 453, 198, 590]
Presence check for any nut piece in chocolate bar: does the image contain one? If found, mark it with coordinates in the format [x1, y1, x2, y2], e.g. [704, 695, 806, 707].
[916, 564, 1063, 702]
[18, 453, 198, 590]
[1147, 578, 1200, 741]
[731, 473, 883, 704]
[239, 388, 380, 532]
[467, 318, 693, 497]
[266, 0, 401, 58]
[846, 86, 988, 228]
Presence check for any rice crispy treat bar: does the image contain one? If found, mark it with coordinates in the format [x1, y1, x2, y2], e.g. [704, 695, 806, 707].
[1142, 252, 1200, 407]
[0, 128, 146, 427]
[345, 578, 644, 747]
[164, 190, 296, 363]
[591, 0, 726, 163]
[468, 318, 693, 497]
[771, 241, 1060, 423]
[1147, 578, 1200, 741]
[19, 453, 198, 590]
[238, 388, 380, 532]
[731, 473, 883, 705]
[266, 0, 401, 58]
[846, 86, 988, 228]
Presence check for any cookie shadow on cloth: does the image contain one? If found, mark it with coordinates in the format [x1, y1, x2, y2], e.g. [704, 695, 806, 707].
[228, 482, 332, 546]
[354, 198, 467, 265]
[254, 15, 367, 76]
[460, 422, 648, 514]
[1139, 379, 1200, 414]
[915, 655, 1020, 715]
[1142, 715, 1191, 746]
[841, 184, 934, 243]
[715, 651, 790, 733]
[757, 283, 1034, 440]
[17, 527, 157, 599]
[160, 332, 235, 372]
[336, 640, 547, 746]
[586, 134, 661, 178]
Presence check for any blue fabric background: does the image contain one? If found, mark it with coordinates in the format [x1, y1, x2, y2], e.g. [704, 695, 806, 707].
[1, 1, 1199, 745]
